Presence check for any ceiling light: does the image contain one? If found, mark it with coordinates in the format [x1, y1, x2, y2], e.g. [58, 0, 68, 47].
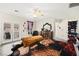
[33, 8, 44, 17]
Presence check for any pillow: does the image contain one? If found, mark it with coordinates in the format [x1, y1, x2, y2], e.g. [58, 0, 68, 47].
[22, 35, 43, 47]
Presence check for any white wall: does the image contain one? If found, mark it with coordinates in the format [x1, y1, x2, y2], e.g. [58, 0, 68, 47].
[33, 4, 69, 42]
[35, 18, 54, 31]
[68, 6, 79, 34]
[35, 18, 68, 42]
[54, 20, 68, 42]
[54, 6, 79, 42]
[0, 16, 1, 45]
[0, 12, 36, 55]
[0, 13, 25, 42]
[0, 16, 2, 55]
[35, 6, 79, 42]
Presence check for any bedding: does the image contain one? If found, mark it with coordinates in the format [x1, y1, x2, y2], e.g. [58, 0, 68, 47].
[10, 37, 76, 56]
[31, 48, 61, 56]
[30, 39, 61, 56]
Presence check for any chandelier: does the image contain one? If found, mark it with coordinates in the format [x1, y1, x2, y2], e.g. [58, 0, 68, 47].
[33, 8, 44, 17]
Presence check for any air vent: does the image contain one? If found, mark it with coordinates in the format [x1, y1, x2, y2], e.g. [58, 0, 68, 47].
[69, 3, 79, 8]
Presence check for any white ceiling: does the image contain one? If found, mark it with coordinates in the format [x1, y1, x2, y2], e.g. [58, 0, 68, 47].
[0, 3, 70, 18]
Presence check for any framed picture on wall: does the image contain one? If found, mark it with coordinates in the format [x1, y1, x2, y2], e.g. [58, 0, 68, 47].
[13, 24, 19, 39]
[2, 23, 20, 44]
[3, 23, 12, 44]
[14, 32, 19, 39]
[27, 21, 33, 35]
[4, 23, 11, 40]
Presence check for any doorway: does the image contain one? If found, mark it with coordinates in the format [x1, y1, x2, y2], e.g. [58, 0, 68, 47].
[68, 21, 77, 36]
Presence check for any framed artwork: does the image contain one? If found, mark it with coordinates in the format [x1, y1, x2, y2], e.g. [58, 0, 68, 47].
[2, 23, 12, 44]
[2, 23, 20, 44]
[14, 32, 19, 39]
[3, 23, 11, 40]
[23, 22, 27, 32]
[14, 24, 19, 39]
[27, 21, 33, 34]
